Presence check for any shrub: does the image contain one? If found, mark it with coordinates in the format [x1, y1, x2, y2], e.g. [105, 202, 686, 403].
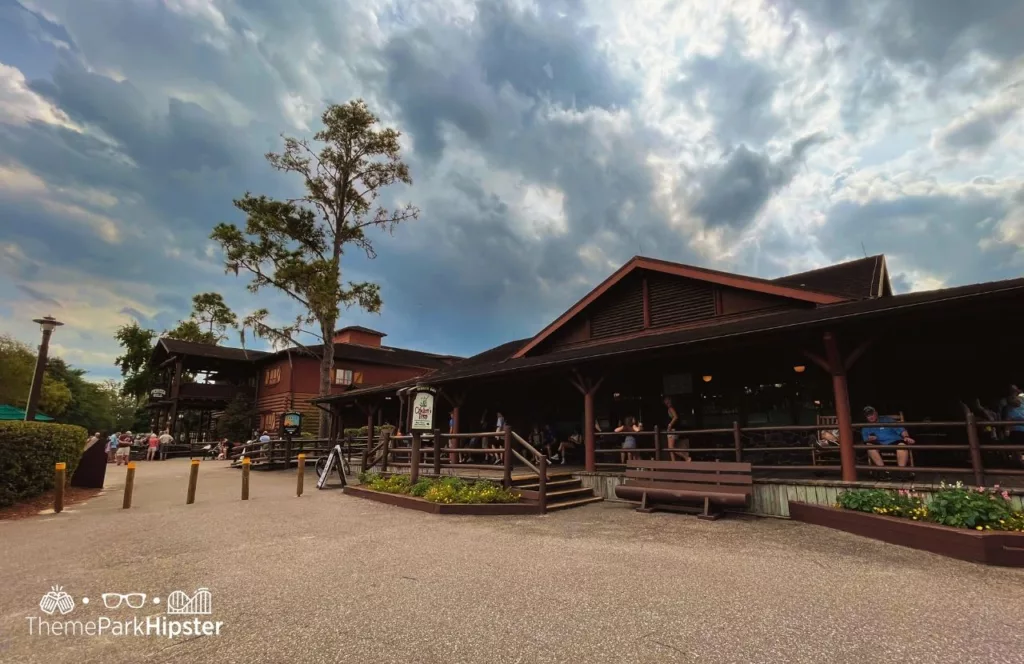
[358, 473, 520, 504]
[0, 421, 88, 507]
[926, 483, 1015, 530]
[836, 483, 1023, 532]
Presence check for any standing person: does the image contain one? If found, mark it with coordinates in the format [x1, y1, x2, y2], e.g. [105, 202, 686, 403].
[107, 432, 120, 463]
[146, 432, 160, 461]
[259, 430, 272, 444]
[664, 396, 690, 462]
[485, 411, 505, 465]
[158, 429, 174, 460]
[616, 416, 641, 465]
[115, 431, 133, 466]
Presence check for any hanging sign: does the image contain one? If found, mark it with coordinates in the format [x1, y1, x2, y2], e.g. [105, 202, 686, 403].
[410, 387, 436, 431]
[281, 411, 303, 437]
[150, 388, 167, 399]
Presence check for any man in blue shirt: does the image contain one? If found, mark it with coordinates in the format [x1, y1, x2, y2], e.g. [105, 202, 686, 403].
[862, 406, 914, 467]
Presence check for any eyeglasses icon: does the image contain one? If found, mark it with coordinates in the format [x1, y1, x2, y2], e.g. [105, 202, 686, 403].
[101, 593, 147, 609]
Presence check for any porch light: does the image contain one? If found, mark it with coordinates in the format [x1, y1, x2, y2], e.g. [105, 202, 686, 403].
[793, 365, 806, 373]
[702, 375, 712, 383]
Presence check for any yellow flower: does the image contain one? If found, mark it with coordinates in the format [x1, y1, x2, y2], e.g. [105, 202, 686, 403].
[976, 526, 983, 531]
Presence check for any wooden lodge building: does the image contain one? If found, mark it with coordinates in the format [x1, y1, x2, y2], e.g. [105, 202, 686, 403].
[318, 254, 1024, 488]
[146, 326, 459, 440]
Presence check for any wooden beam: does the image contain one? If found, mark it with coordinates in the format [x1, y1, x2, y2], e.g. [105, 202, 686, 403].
[801, 349, 830, 373]
[844, 338, 874, 371]
[158, 354, 180, 369]
[590, 375, 605, 395]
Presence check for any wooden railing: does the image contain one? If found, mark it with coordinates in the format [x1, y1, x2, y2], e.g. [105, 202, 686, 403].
[591, 414, 1024, 486]
[362, 427, 550, 512]
[233, 437, 334, 467]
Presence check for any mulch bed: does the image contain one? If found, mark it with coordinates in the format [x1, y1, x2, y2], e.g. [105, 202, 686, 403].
[0, 487, 104, 521]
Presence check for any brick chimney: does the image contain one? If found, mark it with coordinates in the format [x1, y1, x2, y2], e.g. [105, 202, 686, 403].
[332, 326, 385, 348]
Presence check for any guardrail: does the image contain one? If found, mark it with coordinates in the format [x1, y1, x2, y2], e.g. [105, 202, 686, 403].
[590, 415, 1024, 485]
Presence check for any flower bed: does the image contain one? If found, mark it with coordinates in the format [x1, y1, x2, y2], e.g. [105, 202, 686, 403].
[789, 483, 1024, 566]
[344, 473, 538, 515]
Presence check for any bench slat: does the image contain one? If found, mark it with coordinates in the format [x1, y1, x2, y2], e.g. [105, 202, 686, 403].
[616, 485, 748, 506]
[624, 469, 753, 485]
[626, 460, 752, 472]
[621, 480, 751, 495]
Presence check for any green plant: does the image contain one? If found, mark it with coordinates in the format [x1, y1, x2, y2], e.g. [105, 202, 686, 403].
[0, 422, 88, 507]
[357, 473, 520, 504]
[836, 483, 1023, 532]
[926, 483, 1015, 530]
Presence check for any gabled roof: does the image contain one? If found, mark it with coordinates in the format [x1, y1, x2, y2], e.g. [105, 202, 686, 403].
[334, 325, 386, 337]
[156, 338, 270, 362]
[773, 255, 890, 299]
[511, 256, 849, 359]
[259, 342, 461, 370]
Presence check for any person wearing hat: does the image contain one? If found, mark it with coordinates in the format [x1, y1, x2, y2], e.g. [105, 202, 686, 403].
[861, 406, 914, 467]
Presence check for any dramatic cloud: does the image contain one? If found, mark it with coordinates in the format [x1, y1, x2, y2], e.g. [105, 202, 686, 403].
[0, 0, 1022, 380]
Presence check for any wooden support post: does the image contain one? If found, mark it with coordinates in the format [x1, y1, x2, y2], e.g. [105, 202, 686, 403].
[283, 434, 292, 471]
[366, 406, 376, 459]
[360, 445, 369, 473]
[733, 421, 743, 462]
[54, 462, 66, 514]
[186, 459, 199, 504]
[966, 412, 984, 487]
[410, 431, 422, 484]
[654, 426, 663, 461]
[168, 357, 183, 439]
[122, 462, 136, 509]
[572, 371, 605, 473]
[433, 429, 442, 475]
[537, 455, 548, 514]
[241, 457, 250, 500]
[503, 425, 513, 488]
[296, 454, 305, 497]
[380, 429, 391, 473]
[450, 404, 461, 464]
[823, 332, 857, 482]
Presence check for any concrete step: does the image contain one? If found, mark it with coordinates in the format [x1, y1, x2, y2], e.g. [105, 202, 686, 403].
[515, 478, 582, 491]
[545, 496, 605, 511]
[545, 487, 595, 502]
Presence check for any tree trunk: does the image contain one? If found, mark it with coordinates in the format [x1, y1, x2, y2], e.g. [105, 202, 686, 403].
[318, 321, 334, 438]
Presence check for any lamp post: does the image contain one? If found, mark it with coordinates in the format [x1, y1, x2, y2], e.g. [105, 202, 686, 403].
[24, 316, 64, 421]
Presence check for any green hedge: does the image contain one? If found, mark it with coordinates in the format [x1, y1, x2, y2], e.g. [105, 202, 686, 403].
[0, 421, 88, 507]
[342, 425, 396, 438]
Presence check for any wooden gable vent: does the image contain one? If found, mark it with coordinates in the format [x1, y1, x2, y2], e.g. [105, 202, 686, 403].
[590, 275, 644, 339]
[648, 272, 716, 327]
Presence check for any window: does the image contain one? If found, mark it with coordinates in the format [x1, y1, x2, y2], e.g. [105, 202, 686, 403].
[334, 369, 353, 386]
[264, 367, 281, 385]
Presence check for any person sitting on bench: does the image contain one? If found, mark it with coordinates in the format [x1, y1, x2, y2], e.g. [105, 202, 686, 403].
[861, 406, 914, 467]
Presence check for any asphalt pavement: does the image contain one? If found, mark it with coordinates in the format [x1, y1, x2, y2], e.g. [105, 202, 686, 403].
[1, 457, 1023, 663]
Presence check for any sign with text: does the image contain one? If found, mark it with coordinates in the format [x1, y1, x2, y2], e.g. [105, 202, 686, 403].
[280, 412, 303, 437]
[410, 388, 436, 431]
[150, 388, 167, 399]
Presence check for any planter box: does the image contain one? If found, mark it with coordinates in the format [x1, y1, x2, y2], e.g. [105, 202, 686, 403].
[343, 486, 539, 515]
[789, 502, 1024, 567]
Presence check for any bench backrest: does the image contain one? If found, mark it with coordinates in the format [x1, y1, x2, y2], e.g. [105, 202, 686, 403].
[625, 460, 753, 493]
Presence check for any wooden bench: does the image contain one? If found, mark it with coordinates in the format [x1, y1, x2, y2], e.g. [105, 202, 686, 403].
[614, 460, 753, 520]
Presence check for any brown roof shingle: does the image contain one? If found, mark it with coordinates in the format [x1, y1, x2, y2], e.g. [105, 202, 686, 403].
[773, 255, 888, 299]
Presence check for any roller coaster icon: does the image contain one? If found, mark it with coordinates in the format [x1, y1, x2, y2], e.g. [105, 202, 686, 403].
[165, 588, 213, 615]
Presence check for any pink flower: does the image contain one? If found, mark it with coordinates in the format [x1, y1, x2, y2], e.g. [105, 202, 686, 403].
[1002, 491, 1011, 501]
[994, 484, 1000, 489]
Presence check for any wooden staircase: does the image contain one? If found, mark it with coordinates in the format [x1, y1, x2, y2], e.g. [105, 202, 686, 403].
[511, 472, 603, 512]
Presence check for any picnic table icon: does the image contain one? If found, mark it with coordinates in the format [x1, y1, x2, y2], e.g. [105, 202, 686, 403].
[166, 588, 212, 615]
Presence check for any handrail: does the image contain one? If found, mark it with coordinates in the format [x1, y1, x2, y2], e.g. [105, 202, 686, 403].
[512, 449, 540, 476]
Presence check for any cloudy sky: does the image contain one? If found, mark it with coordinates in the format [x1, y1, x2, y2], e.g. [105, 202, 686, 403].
[1, 0, 1022, 382]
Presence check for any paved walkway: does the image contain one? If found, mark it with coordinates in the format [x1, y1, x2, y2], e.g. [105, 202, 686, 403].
[1, 458, 1023, 663]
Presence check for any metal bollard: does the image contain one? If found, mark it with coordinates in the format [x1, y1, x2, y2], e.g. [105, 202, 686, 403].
[123, 462, 136, 509]
[186, 459, 200, 504]
[241, 457, 250, 500]
[54, 462, 66, 513]
[296, 454, 305, 497]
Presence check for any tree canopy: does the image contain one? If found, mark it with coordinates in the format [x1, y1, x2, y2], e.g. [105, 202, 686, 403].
[211, 99, 419, 436]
